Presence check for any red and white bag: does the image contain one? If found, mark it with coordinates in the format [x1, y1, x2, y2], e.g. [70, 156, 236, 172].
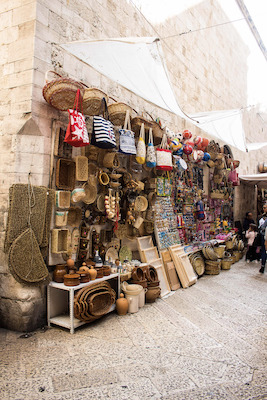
[64, 89, 89, 147]
[156, 133, 173, 171]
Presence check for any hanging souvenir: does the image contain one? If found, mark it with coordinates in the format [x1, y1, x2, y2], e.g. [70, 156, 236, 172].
[119, 110, 136, 155]
[64, 89, 89, 147]
[146, 128, 156, 168]
[156, 133, 173, 171]
[136, 123, 146, 164]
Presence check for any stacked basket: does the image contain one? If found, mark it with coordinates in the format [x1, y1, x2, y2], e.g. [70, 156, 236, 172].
[74, 281, 116, 323]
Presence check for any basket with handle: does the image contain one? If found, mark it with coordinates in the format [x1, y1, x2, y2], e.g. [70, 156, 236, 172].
[83, 87, 109, 116]
[107, 98, 133, 126]
[42, 70, 85, 111]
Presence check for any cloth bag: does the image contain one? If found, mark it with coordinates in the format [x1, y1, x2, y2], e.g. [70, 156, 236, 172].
[156, 133, 173, 171]
[64, 89, 89, 147]
[91, 98, 116, 149]
[136, 123, 146, 164]
[119, 110, 136, 155]
[146, 128, 156, 168]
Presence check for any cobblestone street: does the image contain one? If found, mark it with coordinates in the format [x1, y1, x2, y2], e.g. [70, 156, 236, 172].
[1, 258, 266, 400]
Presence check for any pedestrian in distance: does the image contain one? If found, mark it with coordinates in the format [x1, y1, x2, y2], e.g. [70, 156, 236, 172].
[258, 203, 267, 273]
[245, 223, 258, 263]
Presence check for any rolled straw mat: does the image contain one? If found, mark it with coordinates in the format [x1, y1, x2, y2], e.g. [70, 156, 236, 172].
[8, 228, 50, 284]
[4, 184, 47, 253]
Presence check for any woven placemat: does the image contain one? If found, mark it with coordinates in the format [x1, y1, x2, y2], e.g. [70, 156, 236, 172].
[41, 188, 55, 248]
[8, 228, 50, 284]
[5, 184, 47, 253]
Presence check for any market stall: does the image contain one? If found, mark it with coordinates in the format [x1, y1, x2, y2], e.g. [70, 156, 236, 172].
[4, 72, 244, 332]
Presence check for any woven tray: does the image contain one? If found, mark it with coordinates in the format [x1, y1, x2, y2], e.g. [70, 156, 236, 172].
[56, 159, 76, 191]
[88, 290, 116, 316]
[4, 184, 47, 252]
[43, 70, 85, 111]
[8, 228, 50, 284]
[75, 156, 88, 181]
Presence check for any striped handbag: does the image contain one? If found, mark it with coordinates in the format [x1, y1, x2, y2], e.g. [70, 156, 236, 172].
[91, 98, 116, 149]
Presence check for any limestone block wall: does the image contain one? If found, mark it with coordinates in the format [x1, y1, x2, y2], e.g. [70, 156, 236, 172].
[0, 0, 265, 331]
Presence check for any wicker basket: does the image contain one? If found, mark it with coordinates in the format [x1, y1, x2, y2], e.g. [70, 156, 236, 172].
[102, 152, 120, 169]
[51, 229, 68, 254]
[56, 159, 76, 191]
[134, 196, 148, 212]
[75, 156, 88, 181]
[107, 102, 133, 126]
[221, 258, 234, 270]
[213, 245, 226, 259]
[67, 207, 83, 227]
[88, 290, 116, 316]
[55, 191, 71, 209]
[225, 240, 234, 250]
[43, 70, 85, 111]
[82, 180, 98, 204]
[55, 211, 68, 227]
[205, 260, 221, 275]
[83, 87, 108, 116]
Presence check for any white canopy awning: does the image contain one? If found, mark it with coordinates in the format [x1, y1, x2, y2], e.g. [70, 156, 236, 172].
[239, 173, 267, 188]
[60, 37, 267, 153]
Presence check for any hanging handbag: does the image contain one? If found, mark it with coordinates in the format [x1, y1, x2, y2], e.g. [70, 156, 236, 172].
[136, 123, 146, 164]
[146, 128, 156, 168]
[119, 110, 136, 155]
[64, 89, 89, 147]
[91, 98, 116, 149]
[156, 133, 173, 171]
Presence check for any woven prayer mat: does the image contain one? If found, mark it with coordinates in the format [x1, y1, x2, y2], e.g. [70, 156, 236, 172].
[4, 184, 47, 253]
[8, 228, 50, 285]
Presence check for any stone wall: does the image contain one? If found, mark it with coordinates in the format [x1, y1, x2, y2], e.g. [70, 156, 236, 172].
[0, 0, 265, 331]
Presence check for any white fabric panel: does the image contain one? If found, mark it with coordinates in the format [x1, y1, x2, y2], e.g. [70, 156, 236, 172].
[246, 142, 267, 151]
[189, 109, 247, 152]
[60, 37, 265, 154]
[239, 173, 267, 188]
[61, 38, 187, 119]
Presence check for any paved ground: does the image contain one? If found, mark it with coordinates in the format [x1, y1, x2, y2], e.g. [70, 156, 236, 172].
[1, 257, 267, 400]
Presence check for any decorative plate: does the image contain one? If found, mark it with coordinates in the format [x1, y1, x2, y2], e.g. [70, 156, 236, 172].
[105, 247, 119, 263]
[119, 245, 132, 262]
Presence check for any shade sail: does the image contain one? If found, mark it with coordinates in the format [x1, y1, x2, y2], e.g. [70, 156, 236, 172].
[61, 37, 188, 119]
[239, 173, 267, 188]
[60, 37, 266, 153]
[189, 109, 247, 152]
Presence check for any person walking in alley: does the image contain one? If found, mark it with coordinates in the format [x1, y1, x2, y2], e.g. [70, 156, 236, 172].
[243, 212, 255, 232]
[258, 203, 267, 273]
[245, 223, 258, 263]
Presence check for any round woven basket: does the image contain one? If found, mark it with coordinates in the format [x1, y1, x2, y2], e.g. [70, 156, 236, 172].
[43, 71, 85, 111]
[82, 181, 97, 204]
[134, 196, 148, 212]
[83, 88, 108, 116]
[221, 258, 233, 270]
[205, 260, 221, 275]
[108, 102, 133, 126]
[225, 240, 234, 250]
[213, 245, 226, 259]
